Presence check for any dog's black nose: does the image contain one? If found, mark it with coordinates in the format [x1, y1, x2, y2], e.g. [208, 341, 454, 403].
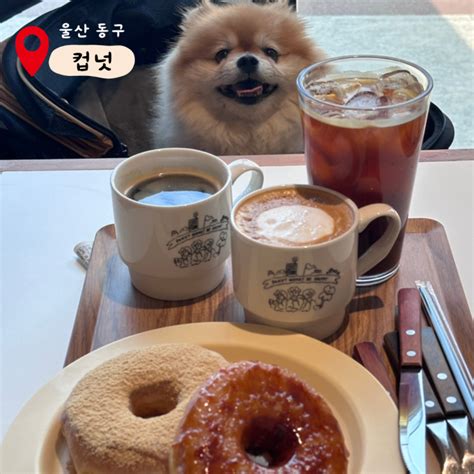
[237, 55, 259, 74]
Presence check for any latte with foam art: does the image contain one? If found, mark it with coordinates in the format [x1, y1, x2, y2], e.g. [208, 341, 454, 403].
[235, 188, 353, 247]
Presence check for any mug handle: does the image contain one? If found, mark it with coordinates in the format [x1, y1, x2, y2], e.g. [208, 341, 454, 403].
[228, 159, 264, 204]
[357, 204, 401, 276]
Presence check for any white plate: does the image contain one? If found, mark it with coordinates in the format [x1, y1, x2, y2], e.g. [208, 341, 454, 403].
[2, 322, 405, 473]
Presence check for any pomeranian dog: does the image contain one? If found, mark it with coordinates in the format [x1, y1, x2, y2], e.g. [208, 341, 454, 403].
[73, 0, 324, 156]
[155, 0, 324, 155]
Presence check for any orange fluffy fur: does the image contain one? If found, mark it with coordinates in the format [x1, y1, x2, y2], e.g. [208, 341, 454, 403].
[154, 0, 325, 155]
[73, 1, 325, 155]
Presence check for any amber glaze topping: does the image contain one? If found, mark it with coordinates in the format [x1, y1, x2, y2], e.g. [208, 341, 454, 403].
[171, 361, 349, 473]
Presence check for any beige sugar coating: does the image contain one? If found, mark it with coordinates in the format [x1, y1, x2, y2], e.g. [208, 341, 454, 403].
[62, 343, 228, 474]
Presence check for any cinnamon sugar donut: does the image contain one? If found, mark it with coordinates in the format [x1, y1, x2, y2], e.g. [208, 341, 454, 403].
[62, 343, 227, 474]
[170, 361, 349, 473]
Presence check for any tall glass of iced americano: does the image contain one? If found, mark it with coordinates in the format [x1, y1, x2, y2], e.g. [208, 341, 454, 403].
[297, 55, 433, 285]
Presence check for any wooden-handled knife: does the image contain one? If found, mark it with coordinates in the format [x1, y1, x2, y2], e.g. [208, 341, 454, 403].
[353, 341, 397, 404]
[398, 288, 426, 473]
[421, 327, 473, 471]
[384, 331, 462, 472]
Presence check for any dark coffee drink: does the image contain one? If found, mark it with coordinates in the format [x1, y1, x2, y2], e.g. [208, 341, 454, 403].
[127, 172, 219, 206]
[301, 69, 428, 275]
[298, 59, 432, 283]
[235, 187, 353, 247]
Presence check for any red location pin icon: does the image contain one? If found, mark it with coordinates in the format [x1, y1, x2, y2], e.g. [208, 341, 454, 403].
[15, 26, 49, 76]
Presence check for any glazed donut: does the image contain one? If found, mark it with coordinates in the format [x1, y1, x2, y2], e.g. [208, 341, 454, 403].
[62, 343, 227, 474]
[170, 361, 348, 473]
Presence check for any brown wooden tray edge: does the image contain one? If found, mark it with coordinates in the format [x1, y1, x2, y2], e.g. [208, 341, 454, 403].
[64, 218, 470, 367]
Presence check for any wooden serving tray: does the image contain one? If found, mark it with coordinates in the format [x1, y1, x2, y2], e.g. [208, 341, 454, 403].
[65, 218, 473, 383]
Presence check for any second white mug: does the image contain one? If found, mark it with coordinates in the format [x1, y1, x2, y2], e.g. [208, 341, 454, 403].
[231, 184, 401, 339]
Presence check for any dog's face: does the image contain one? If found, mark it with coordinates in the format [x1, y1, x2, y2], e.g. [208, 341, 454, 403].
[167, 1, 324, 122]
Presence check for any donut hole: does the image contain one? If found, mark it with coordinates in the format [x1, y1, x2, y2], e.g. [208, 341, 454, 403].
[242, 416, 299, 468]
[129, 381, 179, 419]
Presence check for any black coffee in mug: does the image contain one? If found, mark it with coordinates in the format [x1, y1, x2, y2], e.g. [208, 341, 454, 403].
[127, 172, 219, 206]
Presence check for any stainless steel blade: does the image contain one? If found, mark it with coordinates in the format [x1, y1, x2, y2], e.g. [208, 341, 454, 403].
[448, 417, 473, 454]
[399, 370, 426, 473]
[426, 420, 461, 472]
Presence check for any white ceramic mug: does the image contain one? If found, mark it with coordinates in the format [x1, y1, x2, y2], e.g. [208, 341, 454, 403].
[231, 184, 401, 339]
[111, 148, 263, 300]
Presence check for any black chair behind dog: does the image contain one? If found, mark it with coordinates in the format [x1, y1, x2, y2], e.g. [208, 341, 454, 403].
[0, 0, 454, 159]
[0, 0, 198, 159]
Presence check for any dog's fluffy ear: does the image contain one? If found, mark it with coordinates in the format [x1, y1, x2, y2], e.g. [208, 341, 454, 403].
[180, 0, 216, 30]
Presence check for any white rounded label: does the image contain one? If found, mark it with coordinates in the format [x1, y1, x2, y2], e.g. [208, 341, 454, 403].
[49, 45, 135, 79]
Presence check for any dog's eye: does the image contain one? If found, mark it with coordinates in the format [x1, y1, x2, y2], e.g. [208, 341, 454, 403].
[215, 49, 230, 63]
[263, 48, 279, 62]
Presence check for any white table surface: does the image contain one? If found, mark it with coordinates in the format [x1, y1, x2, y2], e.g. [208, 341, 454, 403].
[1, 161, 473, 439]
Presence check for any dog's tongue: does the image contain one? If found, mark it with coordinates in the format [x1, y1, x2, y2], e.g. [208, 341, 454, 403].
[236, 85, 263, 97]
